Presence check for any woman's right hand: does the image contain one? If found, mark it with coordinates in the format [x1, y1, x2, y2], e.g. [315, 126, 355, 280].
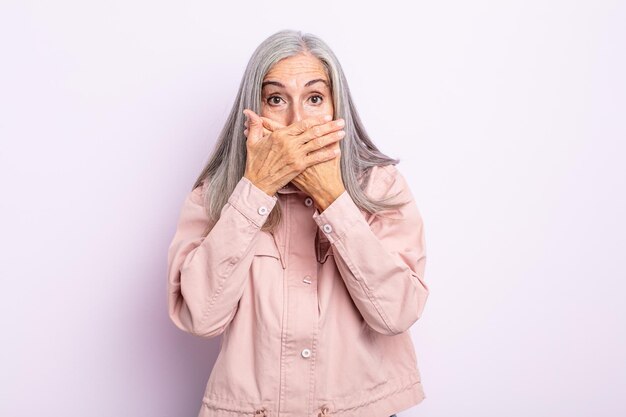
[244, 114, 284, 138]
[242, 109, 345, 197]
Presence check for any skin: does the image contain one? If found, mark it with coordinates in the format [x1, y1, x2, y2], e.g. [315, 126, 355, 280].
[242, 52, 347, 212]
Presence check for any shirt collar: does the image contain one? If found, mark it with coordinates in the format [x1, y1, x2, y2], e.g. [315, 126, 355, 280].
[276, 182, 304, 195]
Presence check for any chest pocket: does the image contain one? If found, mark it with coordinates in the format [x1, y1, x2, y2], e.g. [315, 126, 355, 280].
[254, 231, 281, 259]
[251, 231, 284, 275]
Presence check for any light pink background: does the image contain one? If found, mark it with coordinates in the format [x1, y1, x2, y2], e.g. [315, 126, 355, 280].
[1, 1, 625, 416]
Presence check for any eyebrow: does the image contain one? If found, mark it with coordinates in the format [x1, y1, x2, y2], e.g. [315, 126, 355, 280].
[262, 79, 329, 89]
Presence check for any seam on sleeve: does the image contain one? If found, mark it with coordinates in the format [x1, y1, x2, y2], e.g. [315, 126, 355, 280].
[332, 236, 398, 334]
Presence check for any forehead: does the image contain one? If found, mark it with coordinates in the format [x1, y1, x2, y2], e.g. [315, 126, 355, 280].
[263, 53, 328, 85]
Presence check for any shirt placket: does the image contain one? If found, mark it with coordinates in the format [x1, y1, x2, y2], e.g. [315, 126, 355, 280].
[278, 191, 321, 416]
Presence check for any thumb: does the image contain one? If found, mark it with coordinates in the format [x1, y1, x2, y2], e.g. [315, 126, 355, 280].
[243, 109, 263, 144]
[261, 116, 286, 132]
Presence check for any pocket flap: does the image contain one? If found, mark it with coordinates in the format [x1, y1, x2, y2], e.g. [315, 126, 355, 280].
[254, 232, 281, 259]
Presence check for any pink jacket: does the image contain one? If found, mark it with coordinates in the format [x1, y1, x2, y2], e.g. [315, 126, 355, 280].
[167, 164, 429, 417]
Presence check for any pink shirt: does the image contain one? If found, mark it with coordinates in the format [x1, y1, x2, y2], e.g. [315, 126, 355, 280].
[167, 164, 429, 417]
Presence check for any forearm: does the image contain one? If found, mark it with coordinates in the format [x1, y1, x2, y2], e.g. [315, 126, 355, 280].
[312, 174, 428, 335]
[167, 176, 277, 337]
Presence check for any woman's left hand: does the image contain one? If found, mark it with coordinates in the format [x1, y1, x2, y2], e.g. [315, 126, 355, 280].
[244, 113, 346, 211]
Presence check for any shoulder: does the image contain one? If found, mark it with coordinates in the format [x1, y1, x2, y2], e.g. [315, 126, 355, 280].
[365, 164, 409, 197]
[376, 164, 402, 184]
[189, 180, 207, 206]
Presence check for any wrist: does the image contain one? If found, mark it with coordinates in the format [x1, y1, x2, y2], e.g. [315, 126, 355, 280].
[244, 174, 276, 197]
[314, 185, 345, 212]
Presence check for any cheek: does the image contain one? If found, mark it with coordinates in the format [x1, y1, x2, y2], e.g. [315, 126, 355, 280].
[307, 101, 334, 118]
[319, 97, 335, 116]
[327, 100, 335, 118]
[259, 105, 274, 119]
[305, 97, 333, 111]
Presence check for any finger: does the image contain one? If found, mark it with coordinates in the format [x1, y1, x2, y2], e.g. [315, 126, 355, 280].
[297, 118, 345, 145]
[249, 124, 271, 138]
[284, 114, 333, 136]
[303, 142, 341, 167]
[244, 128, 268, 138]
[260, 117, 286, 132]
[243, 109, 263, 144]
[302, 127, 345, 153]
[246, 117, 282, 133]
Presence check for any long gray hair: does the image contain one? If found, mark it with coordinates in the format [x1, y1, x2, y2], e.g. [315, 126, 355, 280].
[193, 29, 409, 235]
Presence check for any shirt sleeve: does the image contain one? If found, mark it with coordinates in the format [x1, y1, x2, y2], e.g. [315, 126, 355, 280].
[166, 176, 278, 338]
[312, 166, 429, 336]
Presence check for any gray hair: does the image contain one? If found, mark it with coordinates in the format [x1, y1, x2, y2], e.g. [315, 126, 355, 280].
[193, 29, 409, 235]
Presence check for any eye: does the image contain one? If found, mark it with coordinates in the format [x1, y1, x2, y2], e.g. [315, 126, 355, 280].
[266, 96, 284, 106]
[309, 95, 323, 105]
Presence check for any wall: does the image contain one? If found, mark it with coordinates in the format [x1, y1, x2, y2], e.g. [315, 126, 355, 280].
[1, 1, 624, 416]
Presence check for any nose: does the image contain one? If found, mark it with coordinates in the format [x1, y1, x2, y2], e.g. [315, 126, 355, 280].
[287, 103, 304, 125]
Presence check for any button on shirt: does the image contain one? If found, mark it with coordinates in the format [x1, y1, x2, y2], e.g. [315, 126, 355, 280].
[167, 164, 429, 417]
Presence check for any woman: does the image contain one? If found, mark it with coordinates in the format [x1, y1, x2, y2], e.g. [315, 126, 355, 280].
[167, 29, 429, 417]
